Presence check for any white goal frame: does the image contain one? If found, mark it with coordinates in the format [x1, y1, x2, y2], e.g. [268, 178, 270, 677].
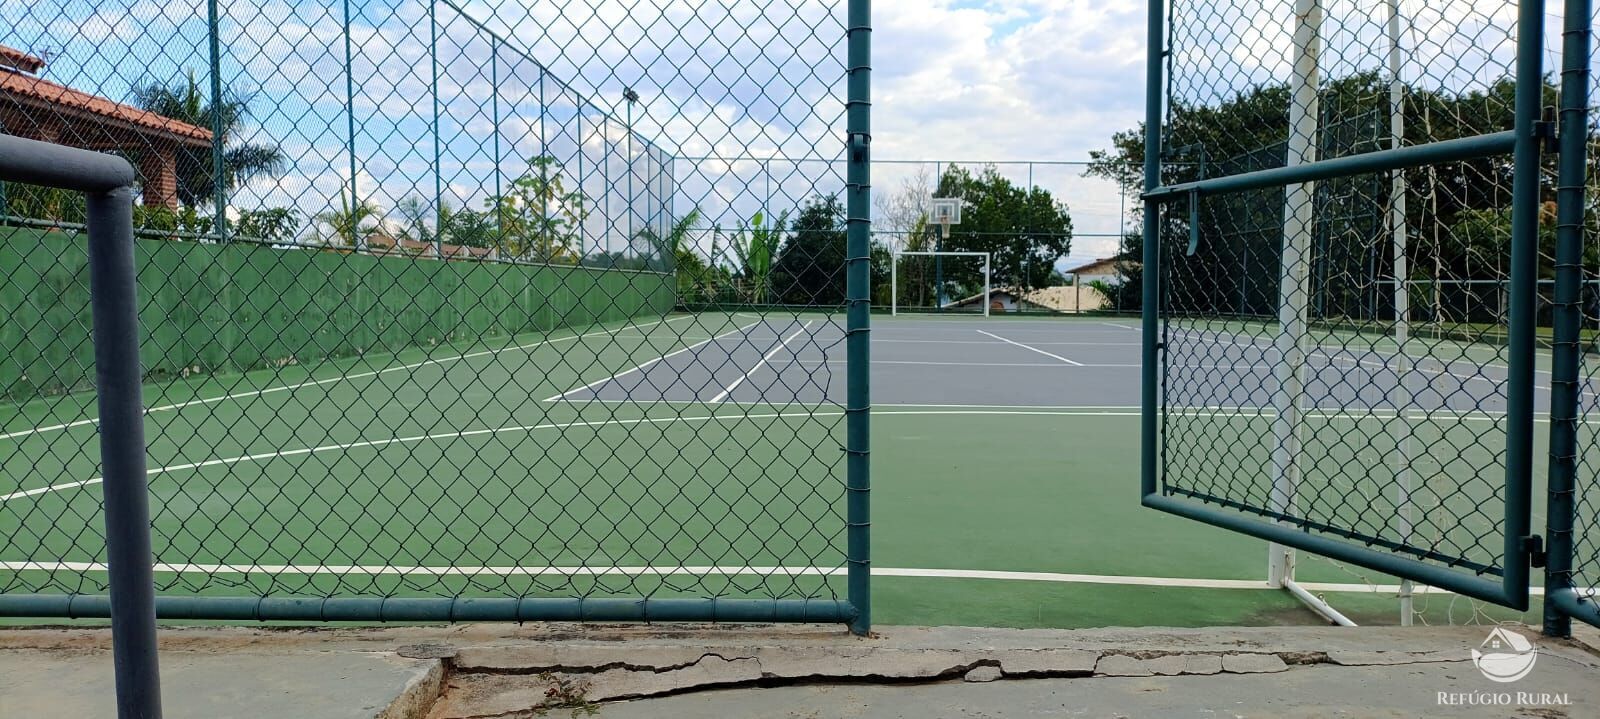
[890, 251, 992, 317]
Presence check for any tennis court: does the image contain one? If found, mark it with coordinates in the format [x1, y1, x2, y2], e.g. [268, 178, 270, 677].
[1, 310, 1548, 626]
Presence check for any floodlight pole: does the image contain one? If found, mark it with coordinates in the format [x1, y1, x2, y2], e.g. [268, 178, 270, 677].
[1267, 0, 1321, 592]
[1386, 0, 1415, 627]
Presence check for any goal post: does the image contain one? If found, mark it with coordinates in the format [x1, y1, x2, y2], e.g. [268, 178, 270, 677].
[891, 251, 991, 316]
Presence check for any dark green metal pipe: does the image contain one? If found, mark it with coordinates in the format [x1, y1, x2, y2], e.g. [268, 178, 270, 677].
[1549, 588, 1600, 627]
[1544, 0, 1593, 637]
[431, 0, 443, 257]
[1144, 495, 1520, 606]
[1144, 131, 1515, 202]
[0, 595, 857, 624]
[1141, 0, 1164, 499]
[206, 0, 228, 241]
[342, 0, 358, 248]
[1500, 0, 1546, 612]
[845, 0, 873, 637]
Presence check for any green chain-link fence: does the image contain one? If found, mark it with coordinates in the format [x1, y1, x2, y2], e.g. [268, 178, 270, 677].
[2, 0, 870, 630]
[1141, 0, 1600, 632]
[1141, 0, 1550, 615]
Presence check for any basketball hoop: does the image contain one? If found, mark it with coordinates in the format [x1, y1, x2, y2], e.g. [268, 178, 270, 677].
[930, 197, 961, 239]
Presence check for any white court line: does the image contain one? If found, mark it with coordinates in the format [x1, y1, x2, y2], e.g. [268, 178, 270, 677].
[709, 321, 814, 403]
[1, 411, 819, 503]
[543, 318, 763, 401]
[1101, 322, 1140, 331]
[1, 405, 1555, 504]
[975, 330, 1084, 366]
[2, 315, 694, 442]
[0, 560, 1565, 596]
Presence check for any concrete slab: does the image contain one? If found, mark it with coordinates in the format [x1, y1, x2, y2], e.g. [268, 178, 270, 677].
[0, 643, 439, 719]
[1, 623, 1595, 718]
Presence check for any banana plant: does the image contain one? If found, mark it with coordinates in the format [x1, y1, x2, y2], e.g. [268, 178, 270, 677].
[730, 209, 787, 304]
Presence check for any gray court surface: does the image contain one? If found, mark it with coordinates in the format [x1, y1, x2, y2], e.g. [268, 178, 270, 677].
[547, 313, 1541, 414]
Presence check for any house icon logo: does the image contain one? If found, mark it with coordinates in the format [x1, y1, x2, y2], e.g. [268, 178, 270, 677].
[1471, 627, 1538, 683]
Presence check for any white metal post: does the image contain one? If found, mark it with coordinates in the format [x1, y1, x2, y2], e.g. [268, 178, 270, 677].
[983, 252, 991, 317]
[1386, 0, 1415, 627]
[891, 251, 898, 316]
[1268, 0, 1321, 590]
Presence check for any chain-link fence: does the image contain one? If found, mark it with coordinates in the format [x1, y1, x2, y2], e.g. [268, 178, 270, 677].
[1141, 0, 1550, 613]
[1, 0, 870, 629]
[1547, 0, 1600, 634]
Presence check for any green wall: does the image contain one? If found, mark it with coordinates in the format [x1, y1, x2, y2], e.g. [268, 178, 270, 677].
[1, 227, 675, 400]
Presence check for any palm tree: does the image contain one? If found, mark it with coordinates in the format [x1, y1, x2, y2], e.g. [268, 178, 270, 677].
[131, 70, 286, 205]
[314, 198, 380, 247]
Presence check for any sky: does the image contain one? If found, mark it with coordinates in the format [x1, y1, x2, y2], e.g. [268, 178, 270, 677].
[7, 0, 1550, 273]
[868, 0, 1148, 268]
[2, 0, 1148, 270]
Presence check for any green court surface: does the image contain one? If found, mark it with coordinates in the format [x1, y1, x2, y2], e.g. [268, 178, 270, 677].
[0, 311, 1540, 628]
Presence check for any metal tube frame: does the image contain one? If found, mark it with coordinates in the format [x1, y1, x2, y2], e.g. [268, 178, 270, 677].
[0, 133, 162, 717]
[1140, 0, 1543, 611]
[1544, 0, 1599, 635]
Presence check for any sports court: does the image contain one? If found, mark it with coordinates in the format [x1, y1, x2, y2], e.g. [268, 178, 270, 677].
[1, 309, 1546, 627]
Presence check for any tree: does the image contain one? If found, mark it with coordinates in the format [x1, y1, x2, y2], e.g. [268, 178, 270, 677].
[440, 204, 496, 250]
[131, 70, 286, 205]
[1084, 71, 1576, 318]
[486, 155, 586, 263]
[772, 195, 847, 305]
[234, 207, 299, 244]
[314, 198, 380, 246]
[731, 209, 788, 304]
[934, 164, 1074, 293]
[393, 195, 434, 244]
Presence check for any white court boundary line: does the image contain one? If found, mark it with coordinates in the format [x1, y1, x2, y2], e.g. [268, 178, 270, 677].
[0, 560, 1566, 597]
[4, 406, 1554, 505]
[2, 315, 694, 442]
[544, 318, 764, 401]
[710, 321, 813, 403]
[975, 330, 1084, 365]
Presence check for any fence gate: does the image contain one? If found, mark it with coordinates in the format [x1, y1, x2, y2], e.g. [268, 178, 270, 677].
[1140, 0, 1568, 620]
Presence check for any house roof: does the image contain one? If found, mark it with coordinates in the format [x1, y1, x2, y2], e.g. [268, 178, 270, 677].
[0, 47, 45, 74]
[1064, 257, 1122, 275]
[943, 284, 1108, 312]
[0, 53, 213, 146]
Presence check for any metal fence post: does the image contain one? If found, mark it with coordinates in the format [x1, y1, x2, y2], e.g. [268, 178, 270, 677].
[206, 0, 228, 241]
[845, 0, 872, 636]
[1544, 0, 1592, 638]
[1140, 0, 1164, 502]
[88, 185, 164, 718]
[1501, 0, 1546, 608]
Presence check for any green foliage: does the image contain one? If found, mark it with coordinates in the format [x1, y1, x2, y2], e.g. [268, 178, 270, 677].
[315, 197, 380, 246]
[934, 164, 1074, 292]
[486, 155, 587, 263]
[772, 195, 846, 305]
[131, 70, 286, 205]
[133, 204, 213, 237]
[731, 208, 789, 303]
[2, 183, 86, 225]
[234, 207, 299, 244]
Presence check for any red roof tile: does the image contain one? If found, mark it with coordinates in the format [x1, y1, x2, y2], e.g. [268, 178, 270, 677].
[1, 70, 212, 145]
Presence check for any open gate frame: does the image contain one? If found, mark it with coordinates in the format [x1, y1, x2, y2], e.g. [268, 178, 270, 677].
[1140, 0, 1600, 634]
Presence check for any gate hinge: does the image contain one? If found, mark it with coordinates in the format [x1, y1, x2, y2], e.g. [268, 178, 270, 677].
[1535, 107, 1558, 153]
[1523, 534, 1547, 568]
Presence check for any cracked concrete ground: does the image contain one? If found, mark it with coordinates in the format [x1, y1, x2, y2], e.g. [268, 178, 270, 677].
[1, 623, 1596, 718]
